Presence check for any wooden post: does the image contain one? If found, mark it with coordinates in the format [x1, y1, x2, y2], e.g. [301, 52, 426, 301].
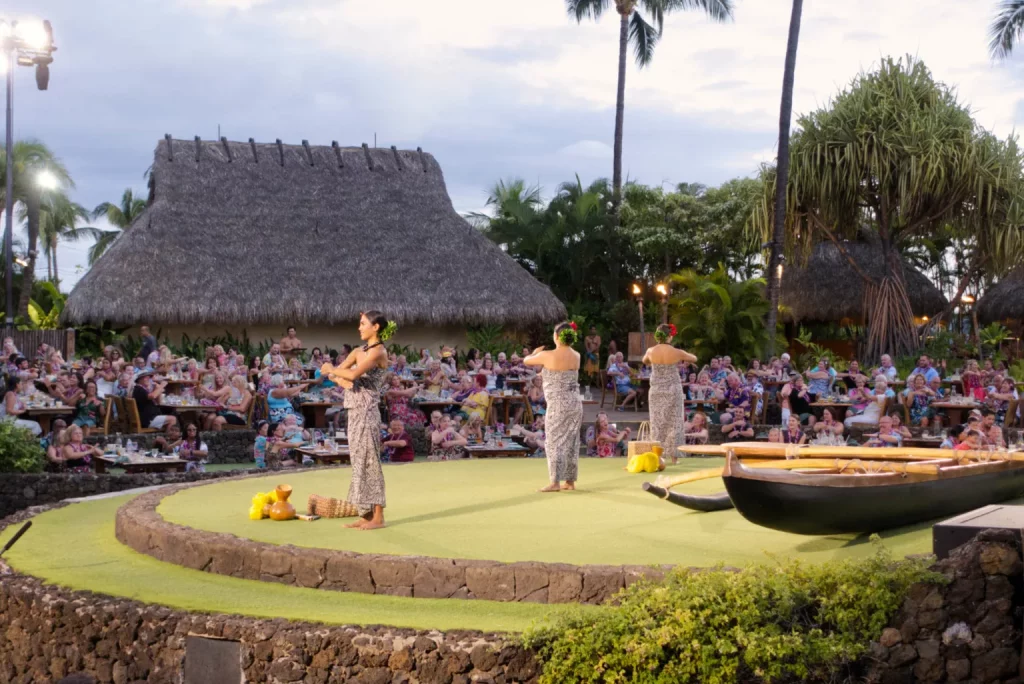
[65, 327, 75, 360]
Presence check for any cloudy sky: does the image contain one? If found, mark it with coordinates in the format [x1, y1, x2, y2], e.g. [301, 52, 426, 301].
[6, 0, 1023, 288]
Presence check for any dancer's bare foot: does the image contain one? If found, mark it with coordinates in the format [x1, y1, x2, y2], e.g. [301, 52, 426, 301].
[345, 519, 368, 528]
[539, 483, 561, 493]
[561, 481, 575, 491]
[357, 506, 386, 530]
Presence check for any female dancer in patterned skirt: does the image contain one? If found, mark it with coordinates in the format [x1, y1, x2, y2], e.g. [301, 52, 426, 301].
[524, 322, 583, 492]
[328, 311, 393, 530]
[642, 323, 697, 465]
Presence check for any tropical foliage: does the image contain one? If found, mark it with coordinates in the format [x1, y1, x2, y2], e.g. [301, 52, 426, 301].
[667, 266, 779, 365]
[524, 542, 940, 684]
[752, 56, 1024, 360]
[989, 0, 1024, 58]
[91, 188, 146, 264]
[565, 0, 733, 209]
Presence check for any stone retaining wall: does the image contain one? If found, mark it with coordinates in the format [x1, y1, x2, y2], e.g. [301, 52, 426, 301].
[116, 482, 670, 605]
[0, 503, 539, 684]
[0, 468, 265, 519]
[866, 529, 1024, 683]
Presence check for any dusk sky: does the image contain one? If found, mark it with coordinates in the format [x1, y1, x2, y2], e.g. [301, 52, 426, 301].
[5, 0, 1023, 288]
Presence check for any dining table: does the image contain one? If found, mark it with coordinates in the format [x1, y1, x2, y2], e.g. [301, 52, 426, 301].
[23, 405, 75, 433]
[930, 401, 983, 426]
[300, 401, 345, 429]
[465, 442, 533, 458]
[294, 444, 350, 465]
[93, 453, 188, 474]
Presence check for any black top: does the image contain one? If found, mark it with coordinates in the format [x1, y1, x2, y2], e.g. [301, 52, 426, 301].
[132, 384, 162, 427]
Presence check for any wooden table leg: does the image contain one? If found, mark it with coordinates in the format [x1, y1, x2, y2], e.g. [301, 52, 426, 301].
[36, 414, 52, 434]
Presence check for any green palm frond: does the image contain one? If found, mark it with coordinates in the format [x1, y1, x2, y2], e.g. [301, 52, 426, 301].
[629, 12, 660, 67]
[566, 0, 608, 22]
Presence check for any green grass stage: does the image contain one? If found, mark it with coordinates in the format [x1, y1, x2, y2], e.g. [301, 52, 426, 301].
[0, 495, 584, 632]
[159, 458, 935, 567]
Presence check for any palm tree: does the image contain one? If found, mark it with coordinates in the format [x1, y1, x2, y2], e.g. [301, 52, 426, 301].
[1, 140, 71, 317]
[763, 0, 805, 356]
[38, 193, 93, 288]
[90, 188, 146, 264]
[566, 0, 732, 213]
[990, 0, 1024, 58]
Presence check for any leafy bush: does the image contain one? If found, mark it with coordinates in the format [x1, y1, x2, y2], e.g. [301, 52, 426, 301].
[0, 420, 46, 473]
[523, 544, 940, 684]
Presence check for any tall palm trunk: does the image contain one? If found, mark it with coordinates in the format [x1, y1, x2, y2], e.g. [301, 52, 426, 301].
[45, 248, 52, 281]
[764, 0, 804, 356]
[18, 188, 40, 319]
[50, 236, 58, 287]
[612, 9, 629, 211]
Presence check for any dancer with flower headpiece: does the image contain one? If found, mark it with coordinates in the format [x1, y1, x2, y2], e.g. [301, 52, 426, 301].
[524, 321, 583, 492]
[321, 311, 395, 530]
[642, 323, 697, 465]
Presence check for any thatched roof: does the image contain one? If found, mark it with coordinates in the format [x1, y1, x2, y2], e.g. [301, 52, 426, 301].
[976, 270, 1024, 323]
[64, 136, 566, 327]
[780, 241, 947, 322]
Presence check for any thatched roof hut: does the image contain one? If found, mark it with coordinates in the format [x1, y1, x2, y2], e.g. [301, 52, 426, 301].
[976, 271, 1024, 323]
[64, 136, 565, 332]
[780, 241, 947, 322]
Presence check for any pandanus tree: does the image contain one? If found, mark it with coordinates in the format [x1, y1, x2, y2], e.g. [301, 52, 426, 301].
[751, 56, 1024, 361]
[565, 0, 733, 213]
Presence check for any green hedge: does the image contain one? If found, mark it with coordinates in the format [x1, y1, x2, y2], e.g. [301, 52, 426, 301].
[523, 544, 941, 684]
[0, 420, 45, 473]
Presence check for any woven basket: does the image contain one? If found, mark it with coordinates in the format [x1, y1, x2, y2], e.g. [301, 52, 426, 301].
[307, 494, 359, 518]
[627, 421, 659, 457]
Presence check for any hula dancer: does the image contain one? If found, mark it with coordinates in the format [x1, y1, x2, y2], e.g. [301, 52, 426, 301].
[325, 311, 394, 530]
[642, 323, 697, 465]
[524, 322, 583, 492]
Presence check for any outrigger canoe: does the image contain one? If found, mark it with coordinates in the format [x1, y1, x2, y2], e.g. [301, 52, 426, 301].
[643, 444, 1024, 535]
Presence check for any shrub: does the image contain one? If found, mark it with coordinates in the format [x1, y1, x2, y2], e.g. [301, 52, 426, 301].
[523, 543, 941, 684]
[0, 420, 46, 473]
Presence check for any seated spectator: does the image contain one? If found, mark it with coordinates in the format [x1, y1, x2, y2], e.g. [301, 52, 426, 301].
[804, 357, 835, 400]
[782, 415, 806, 444]
[461, 414, 485, 442]
[683, 412, 709, 445]
[262, 343, 287, 371]
[211, 375, 253, 431]
[987, 378, 1018, 425]
[722, 412, 754, 441]
[131, 372, 177, 432]
[385, 374, 425, 427]
[744, 370, 764, 418]
[987, 423, 1005, 449]
[845, 376, 894, 429]
[527, 375, 546, 417]
[1, 374, 40, 436]
[608, 353, 639, 411]
[42, 418, 68, 467]
[461, 374, 491, 422]
[73, 380, 105, 436]
[424, 360, 448, 394]
[812, 408, 845, 438]
[479, 357, 498, 390]
[586, 412, 630, 457]
[95, 358, 117, 397]
[430, 415, 466, 461]
[842, 360, 865, 391]
[59, 424, 103, 473]
[962, 359, 984, 400]
[154, 423, 184, 454]
[767, 427, 783, 443]
[864, 414, 902, 447]
[903, 374, 937, 428]
[846, 374, 873, 416]
[908, 354, 940, 384]
[266, 374, 309, 425]
[178, 422, 209, 473]
[940, 424, 965, 449]
[889, 413, 913, 439]
[719, 373, 751, 426]
[872, 354, 899, 382]
[781, 373, 815, 427]
[383, 418, 415, 463]
[514, 415, 545, 455]
[956, 429, 983, 451]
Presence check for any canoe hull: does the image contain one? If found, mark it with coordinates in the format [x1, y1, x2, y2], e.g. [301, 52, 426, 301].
[723, 459, 1024, 535]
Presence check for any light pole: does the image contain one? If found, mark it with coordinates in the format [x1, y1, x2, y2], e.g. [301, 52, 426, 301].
[2, 18, 56, 325]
